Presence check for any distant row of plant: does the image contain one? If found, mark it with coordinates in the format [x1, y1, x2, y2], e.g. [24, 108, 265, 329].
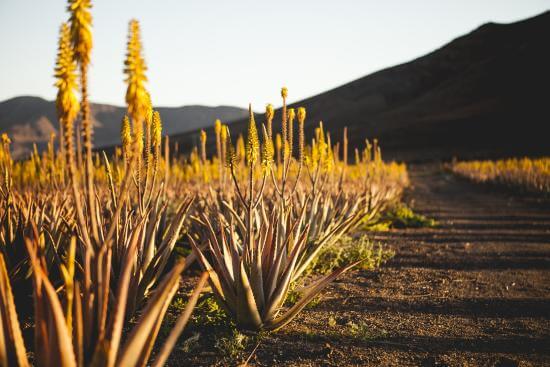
[451, 157, 550, 195]
[0, 1, 408, 366]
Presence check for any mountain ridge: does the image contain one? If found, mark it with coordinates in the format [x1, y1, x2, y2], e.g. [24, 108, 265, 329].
[168, 11, 550, 161]
[0, 96, 248, 158]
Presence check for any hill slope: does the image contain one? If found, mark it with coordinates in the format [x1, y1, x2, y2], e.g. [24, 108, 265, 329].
[170, 11, 550, 161]
[0, 96, 247, 158]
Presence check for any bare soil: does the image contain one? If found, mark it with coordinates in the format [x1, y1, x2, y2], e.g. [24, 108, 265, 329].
[168, 164, 550, 366]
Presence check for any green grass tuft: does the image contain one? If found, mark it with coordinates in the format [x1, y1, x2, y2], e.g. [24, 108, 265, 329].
[364, 202, 437, 230]
[387, 203, 436, 228]
[307, 235, 394, 275]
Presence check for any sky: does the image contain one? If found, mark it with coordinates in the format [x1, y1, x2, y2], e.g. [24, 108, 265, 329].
[0, 0, 548, 109]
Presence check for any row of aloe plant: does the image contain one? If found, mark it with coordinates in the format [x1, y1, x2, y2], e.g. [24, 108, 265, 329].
[1, 2, 209, 366]
[0, 1, 408, 366]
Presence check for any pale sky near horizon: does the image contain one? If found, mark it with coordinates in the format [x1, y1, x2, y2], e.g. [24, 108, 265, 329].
[0, 1, 548, 109]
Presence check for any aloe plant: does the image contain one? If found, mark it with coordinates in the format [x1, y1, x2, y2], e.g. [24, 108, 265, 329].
[0, 228, 208, 367]
[189, 107, 363, 331]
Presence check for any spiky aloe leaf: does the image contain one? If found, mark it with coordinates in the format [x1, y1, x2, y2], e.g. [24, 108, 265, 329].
[0, 253, 29, 367]
[264, 259, 364, 331]
[116, 258, 186, 367]
[236, 259, 262, 329]
[25, 236, 77, 367]
[151, 271, 209, 367]
[103, 216, 146, 367]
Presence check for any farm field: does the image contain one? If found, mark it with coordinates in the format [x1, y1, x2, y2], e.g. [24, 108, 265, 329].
[1, 1, 550, 366]
[163, 165, 550, 366]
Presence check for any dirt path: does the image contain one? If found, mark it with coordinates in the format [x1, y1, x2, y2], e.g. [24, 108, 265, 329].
[367, 165, 550, 366]
[182, 165, 550, 366]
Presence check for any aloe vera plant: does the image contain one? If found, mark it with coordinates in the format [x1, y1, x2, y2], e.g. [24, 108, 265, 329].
[189, 106, 363, 331]
[0, 228, 208, 367]
[0, 0, 411, 359]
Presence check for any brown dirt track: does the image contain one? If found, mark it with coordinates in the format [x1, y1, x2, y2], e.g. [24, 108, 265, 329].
[172, 165, 550, 366]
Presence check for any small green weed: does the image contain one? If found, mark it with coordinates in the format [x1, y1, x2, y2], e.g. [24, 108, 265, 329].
[346, 321, 388, 341]
[190, 293, 229, 327]
[387, 203, 436, 228]
[307, 235, 394, 275]
[214, 329, 249, 358]
[363, 220, 392, 232]
[363, 202, 436, 231]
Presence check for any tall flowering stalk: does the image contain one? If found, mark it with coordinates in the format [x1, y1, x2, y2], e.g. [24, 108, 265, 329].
[297, 107, 306, 165]
[199, 130, 207, 165]
[68, 0, 98, 240]
[214, 119, 223, 184]
[275, 133, 282, 167]
[220, 123, 228, 185]
[124, 20, 149, 126]
[124, 19, 149, 205]
[265, 103, 274, 139]
[281, 87, 288, 144]
[287, 108, 295, 159]
[149, 110, 163, 195]
[143, 93, 153, 197]
[245, 106, 259, 168]
[54, 21, 93, 250]
[54, 23, 80, 167]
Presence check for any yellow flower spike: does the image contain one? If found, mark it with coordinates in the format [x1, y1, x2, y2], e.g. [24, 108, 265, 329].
[145, 92, 154, 126]
[266, 104, 275, 121]
[275, 133, 282, 165]
[324, 132, 334, 172]
[297, 108, 306, 163]
[311, 138, 319, 165]
[287, 108, 296, 122]
[283, 141, 290, 161]
[297, 107, 306, 124]
[54, 23, 80, 167]
[281, 87, 288, 99]
[221, 124, 228, 172]
[287, 108, 295, 158]
[200, 130, 207, 164]
[236, 134, 245, 163]
[214, 119, 223, 175]
[225, 128, 236, 168]
[261, 125, 274, 173]
[54, 23, 80, 130]
[246, 104, 259, 166]
[124, 19, 149, 124]
[265, 103, 275, 139]
[152, 111, 162, 148]
[317, 122, 325, 145]
[281, 87, 289, 149]
[121, 115, 133, 160]
[68, 0, 93, 67]
[220, 123, 228, 141]
[135, 128, 144, 155]
[313, 122, 327, 167]
[1, 134, 11, 145]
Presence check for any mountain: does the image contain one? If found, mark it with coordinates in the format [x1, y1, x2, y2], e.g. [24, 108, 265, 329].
[170, 11, 550, 162]
[0, 96, 247, 158]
